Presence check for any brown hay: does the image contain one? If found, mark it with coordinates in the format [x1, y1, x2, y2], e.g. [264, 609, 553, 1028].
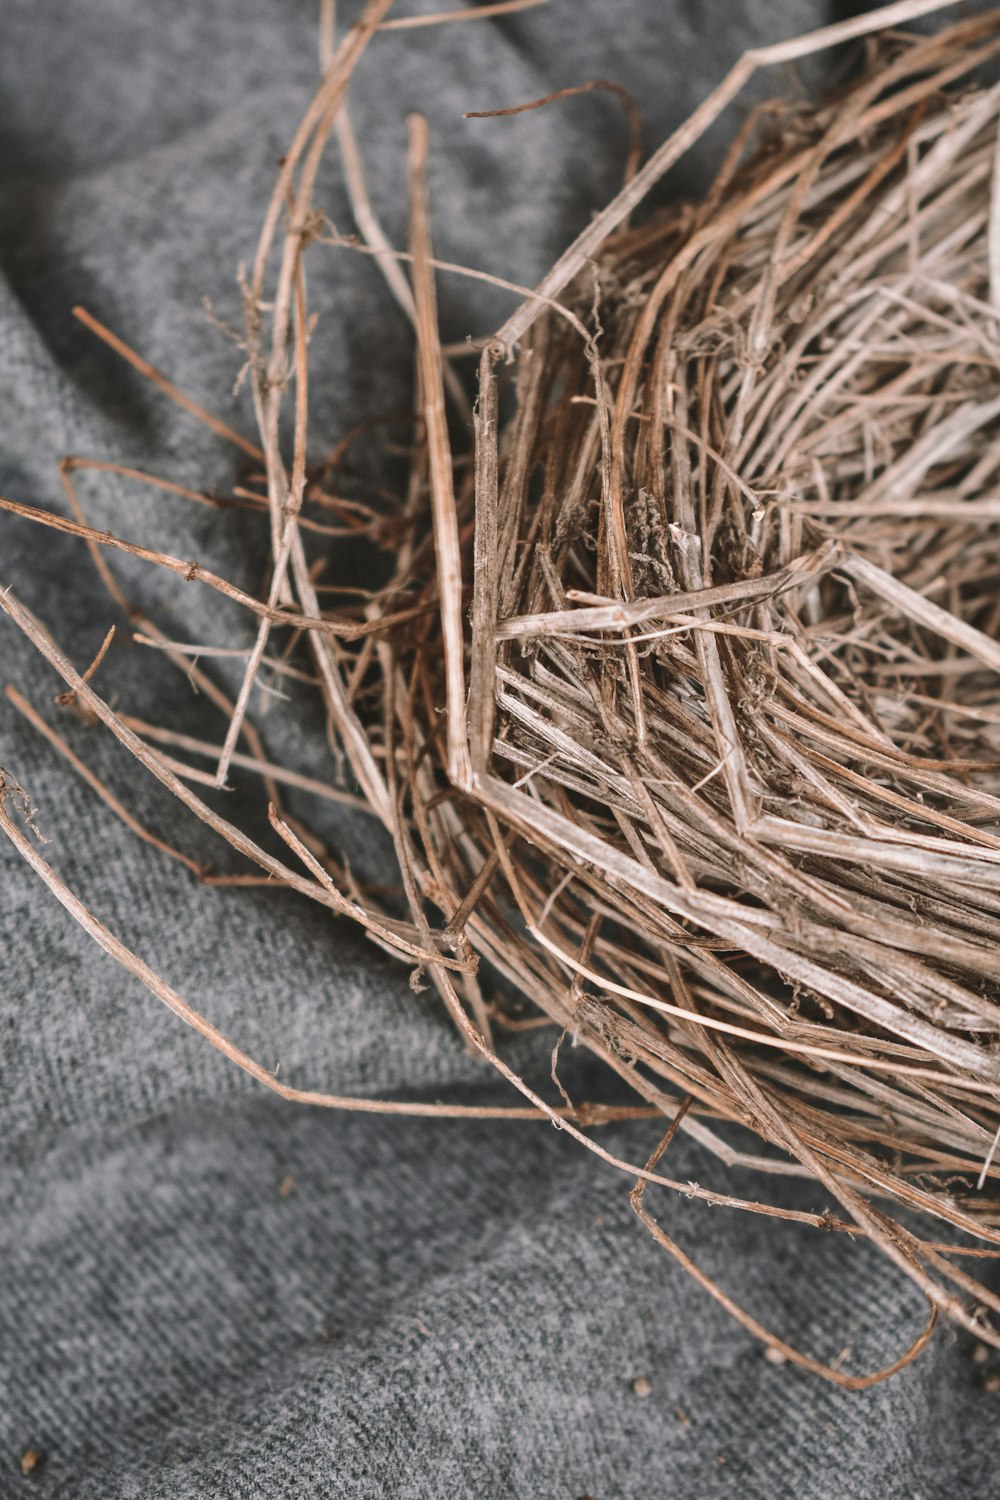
[5, 0, 1000, 1383]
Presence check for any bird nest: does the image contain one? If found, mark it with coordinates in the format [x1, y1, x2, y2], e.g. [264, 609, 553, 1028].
[5, 2, 1000, 1384]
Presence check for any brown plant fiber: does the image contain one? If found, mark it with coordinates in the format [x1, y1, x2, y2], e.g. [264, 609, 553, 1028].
[5, 0, 1000, 1384]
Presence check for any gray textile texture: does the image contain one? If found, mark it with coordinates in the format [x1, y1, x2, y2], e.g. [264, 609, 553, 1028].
[1, 2, 998, 1496]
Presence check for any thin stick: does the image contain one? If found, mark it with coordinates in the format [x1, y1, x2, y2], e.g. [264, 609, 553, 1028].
[118, 714, 373, 811]
[380, 0, 545, 29]
[72, 307, 263, 460]
[0, 493, 428, 641]
[465, 78, 642, 183]
[5, 687, 207, 877]
[407, 113, 471, 787]
[0, 780, 642, 1123]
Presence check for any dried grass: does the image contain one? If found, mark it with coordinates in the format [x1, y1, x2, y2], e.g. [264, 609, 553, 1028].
[4, 0, 1000, 1383]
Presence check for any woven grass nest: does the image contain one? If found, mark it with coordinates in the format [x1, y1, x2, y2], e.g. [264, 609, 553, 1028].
[6, 1, 1000, 1384]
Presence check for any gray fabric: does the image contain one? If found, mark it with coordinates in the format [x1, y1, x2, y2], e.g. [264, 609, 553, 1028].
[1, 1, 997, 1495]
